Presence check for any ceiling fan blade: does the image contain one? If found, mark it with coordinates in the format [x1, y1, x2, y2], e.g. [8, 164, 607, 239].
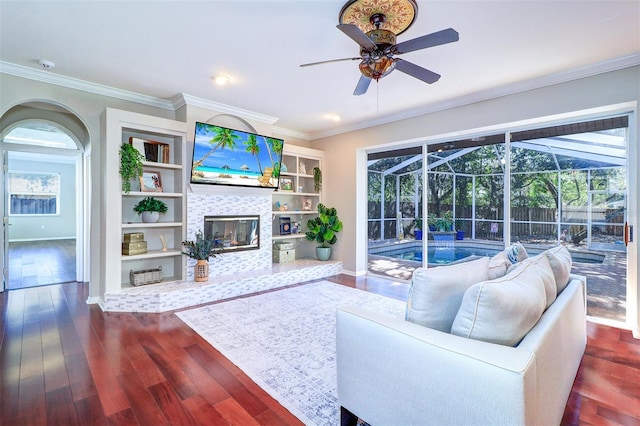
[395, 59, 441, 84]
[392, 28, 459, 55]
[353, 75, 372, 96]
[337, 24, 377, 51]
[300, 57, 361, 67]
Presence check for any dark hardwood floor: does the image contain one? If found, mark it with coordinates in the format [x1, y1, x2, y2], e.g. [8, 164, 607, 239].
[7, 239, 76, 290]
[1, 274, 639, 425]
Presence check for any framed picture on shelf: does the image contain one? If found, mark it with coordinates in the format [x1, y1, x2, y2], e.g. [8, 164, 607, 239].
[280, 177, 293, 191]
[140, 171, 163, 192]
[279, 217, 292, 235]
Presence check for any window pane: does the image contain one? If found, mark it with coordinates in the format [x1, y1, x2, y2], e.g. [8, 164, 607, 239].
[8, 172, 60, 215]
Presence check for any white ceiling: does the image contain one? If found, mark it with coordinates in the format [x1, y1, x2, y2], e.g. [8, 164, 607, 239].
[1, 1, 639, 140]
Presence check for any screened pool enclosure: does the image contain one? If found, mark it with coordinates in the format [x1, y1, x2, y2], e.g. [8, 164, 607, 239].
[367, 116, 629, 323]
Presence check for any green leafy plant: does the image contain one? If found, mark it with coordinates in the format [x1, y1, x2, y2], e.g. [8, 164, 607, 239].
[305, 203, 343, 248]
[313, 166, 322, 193]
[181, 229, 221, 260]
[414, 217, 423, 230]
[435, 211, 454, 232]
[133, 197, 168, 214]
[119, 143, 145, 193]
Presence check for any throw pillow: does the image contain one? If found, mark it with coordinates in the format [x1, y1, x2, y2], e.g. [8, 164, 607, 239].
[545, 245, 573, 293]
[406, 257, 490, 332]
[506, 254, 557, 309]
[450, 254, 553, 346]
[488, 251, 512, 279]
[505, 242, 529, 264]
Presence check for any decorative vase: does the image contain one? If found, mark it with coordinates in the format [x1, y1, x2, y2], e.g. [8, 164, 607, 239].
[316, 247, 331, 261]
[194, 259, 209, 282]
[141, 211, 160, 223]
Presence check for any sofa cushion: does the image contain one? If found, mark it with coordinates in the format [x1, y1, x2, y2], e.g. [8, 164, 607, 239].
[406, 257, 490, 332]
[545, 245, 573, 293]
[488, 251, 512, 279]
[451, 254, 553, 346]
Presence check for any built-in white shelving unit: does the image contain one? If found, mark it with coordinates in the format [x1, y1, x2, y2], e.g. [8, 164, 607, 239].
[100, 108, 188, 297]
[272, 145, 323, 258]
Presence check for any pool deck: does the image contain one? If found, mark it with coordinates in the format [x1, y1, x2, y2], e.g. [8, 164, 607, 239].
[368, 239, 627, 323]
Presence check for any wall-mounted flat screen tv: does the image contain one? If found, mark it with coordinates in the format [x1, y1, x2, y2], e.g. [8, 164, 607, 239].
[190, 122, 284, 189]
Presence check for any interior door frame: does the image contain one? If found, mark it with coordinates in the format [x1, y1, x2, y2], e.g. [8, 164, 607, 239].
[1, 143, 84, 290]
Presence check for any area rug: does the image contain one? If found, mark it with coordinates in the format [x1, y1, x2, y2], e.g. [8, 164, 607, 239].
[176, 280, 406, 425]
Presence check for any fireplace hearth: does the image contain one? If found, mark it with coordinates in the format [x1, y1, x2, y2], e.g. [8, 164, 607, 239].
[204, 215, 259, 253]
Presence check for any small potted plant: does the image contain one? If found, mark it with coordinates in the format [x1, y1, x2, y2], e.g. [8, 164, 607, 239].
[305, 203, 342, 261]
[414, 217, 423, 240]
[435, 211, 454, 232]
[455, 219, 465, 240]
[313, 167, 322, 193]
[181, 229, 221, 282]
[120, 143, 145, 194]
[133, 197, 167, 223]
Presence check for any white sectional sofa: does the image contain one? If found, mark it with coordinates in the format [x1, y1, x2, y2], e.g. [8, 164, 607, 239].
[336, 244, 587, 426]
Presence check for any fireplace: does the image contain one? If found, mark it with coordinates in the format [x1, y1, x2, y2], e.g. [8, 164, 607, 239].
[204, 215, 259, 253]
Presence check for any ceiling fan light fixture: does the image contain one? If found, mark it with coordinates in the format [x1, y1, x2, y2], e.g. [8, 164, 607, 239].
[359, 56, 396, 80]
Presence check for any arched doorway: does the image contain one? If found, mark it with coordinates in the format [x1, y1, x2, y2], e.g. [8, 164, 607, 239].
[1, 102, 88, 291]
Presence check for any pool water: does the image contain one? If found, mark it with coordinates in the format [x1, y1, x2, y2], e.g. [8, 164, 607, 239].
[378, 246, 603, 264]
[381, 246, 499, 264]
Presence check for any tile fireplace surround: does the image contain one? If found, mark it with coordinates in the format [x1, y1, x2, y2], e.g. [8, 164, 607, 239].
[103, 191, 342, 312]
[103, 260, 343, 312]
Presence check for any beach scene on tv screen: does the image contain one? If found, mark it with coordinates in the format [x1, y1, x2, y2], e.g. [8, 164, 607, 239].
[191, 123, 283, 188]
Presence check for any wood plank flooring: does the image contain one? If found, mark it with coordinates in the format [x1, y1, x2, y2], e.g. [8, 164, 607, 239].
[1, 275, 639, 425]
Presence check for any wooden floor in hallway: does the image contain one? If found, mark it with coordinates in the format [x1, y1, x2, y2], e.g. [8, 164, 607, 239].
[6, 239, 76, 290]
[1, 274, 639, 425]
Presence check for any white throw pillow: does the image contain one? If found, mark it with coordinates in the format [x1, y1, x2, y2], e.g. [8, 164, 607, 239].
[406, 257, 490, 332]
[488, 251, 512, 279]
[450, 254, 554, 346]
[507, 254, 557, 309]
[545, 245, 573, 293]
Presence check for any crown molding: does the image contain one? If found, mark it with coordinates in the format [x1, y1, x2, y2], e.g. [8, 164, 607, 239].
[271, 126, 312, 141]
[309, 53, 640, 140]
[0, 61, 175, 110]
[172, 94, 279, 125]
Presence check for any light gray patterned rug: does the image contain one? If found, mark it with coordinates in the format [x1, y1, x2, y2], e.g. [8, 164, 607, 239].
[176, 280, 405, 425]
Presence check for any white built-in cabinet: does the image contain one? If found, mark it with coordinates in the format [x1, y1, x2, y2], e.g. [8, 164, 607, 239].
[100, 108, 187, 294]
[272, 144, 323, 259]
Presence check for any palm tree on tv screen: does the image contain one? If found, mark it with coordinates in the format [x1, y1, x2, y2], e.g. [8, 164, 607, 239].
[267, 137, 283, 177]
[244, 134, 263, 174]
[192, 126, 239, 171]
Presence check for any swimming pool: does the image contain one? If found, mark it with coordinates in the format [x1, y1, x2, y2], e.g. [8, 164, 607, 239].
[373, 245, 603, 264]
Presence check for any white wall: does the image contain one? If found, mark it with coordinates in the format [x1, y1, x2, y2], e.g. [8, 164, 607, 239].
[7, 157, 76, 240]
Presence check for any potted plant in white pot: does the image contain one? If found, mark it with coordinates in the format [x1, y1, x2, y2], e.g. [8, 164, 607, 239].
[305, 203, 343, 261]
[133, 197, 167, 223]
[181, 229, 221, 282]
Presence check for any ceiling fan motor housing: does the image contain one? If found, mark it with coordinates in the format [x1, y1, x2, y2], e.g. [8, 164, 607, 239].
[365, 28, 396, 48]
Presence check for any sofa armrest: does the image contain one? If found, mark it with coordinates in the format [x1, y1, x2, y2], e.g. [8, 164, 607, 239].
[336, 307, 537, 425]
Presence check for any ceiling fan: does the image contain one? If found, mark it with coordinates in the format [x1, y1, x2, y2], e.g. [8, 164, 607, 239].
[300, 5, 459, 96]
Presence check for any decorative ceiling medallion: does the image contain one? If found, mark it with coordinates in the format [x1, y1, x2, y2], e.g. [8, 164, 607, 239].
[339, 0, 418, 35]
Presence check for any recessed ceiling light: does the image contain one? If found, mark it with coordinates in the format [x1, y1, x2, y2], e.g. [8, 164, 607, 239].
[212, 74, 231, 86]
[327, 113, 341, 122]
